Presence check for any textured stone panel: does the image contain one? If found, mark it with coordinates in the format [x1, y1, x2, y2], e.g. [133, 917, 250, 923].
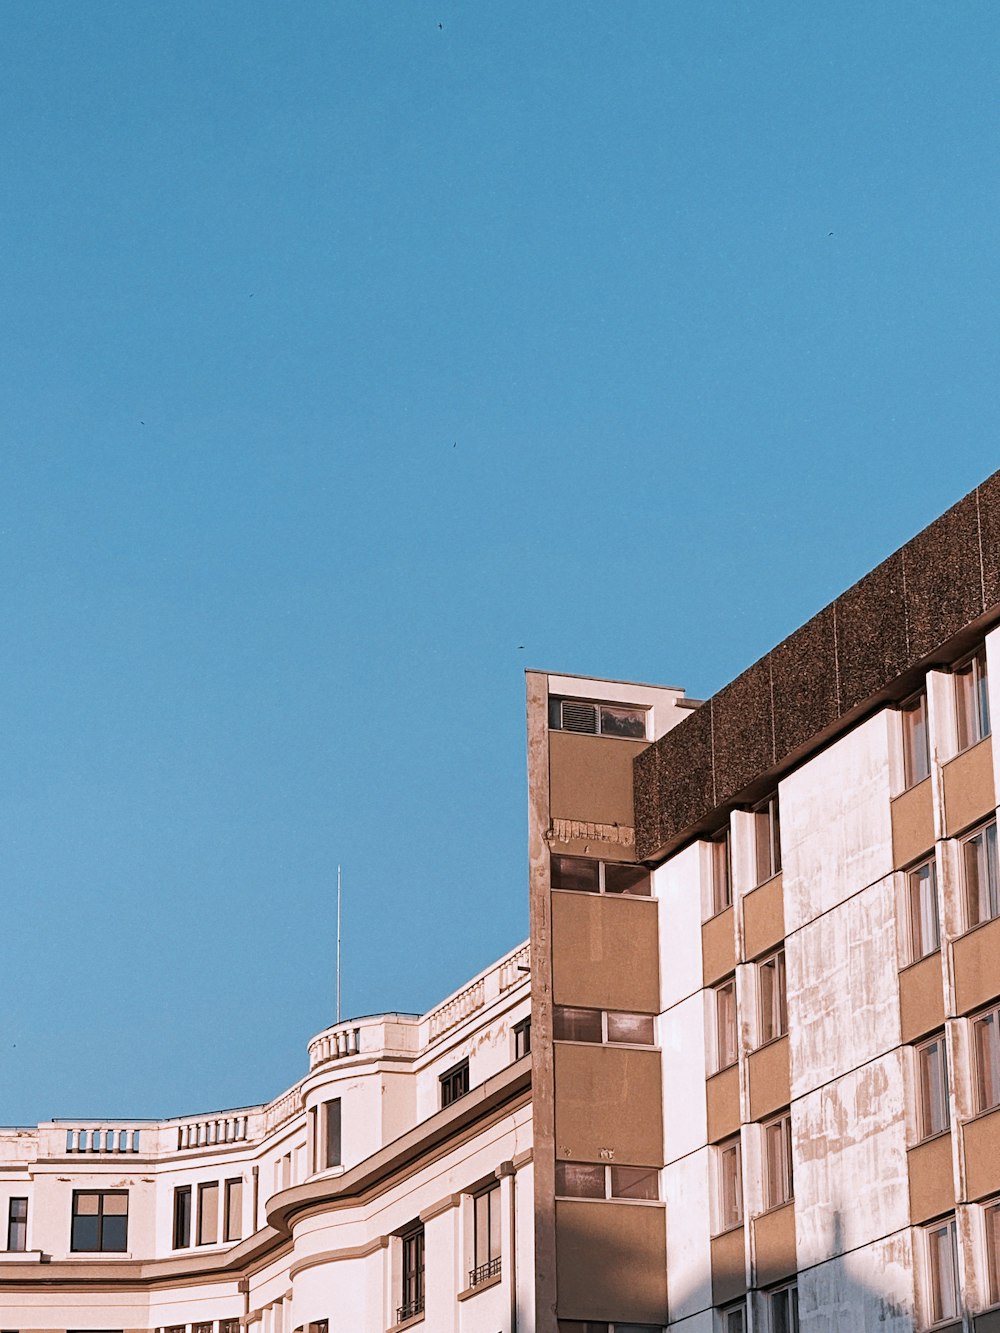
[904, 489, 983, 661]
[836, 551, 909, 715]
[632, 744, 659, 861]
[771, 604, 839, 760]
[711, 659, 774, 806]
[978, 469, 1000, 611]
[649, 701, 715, 855]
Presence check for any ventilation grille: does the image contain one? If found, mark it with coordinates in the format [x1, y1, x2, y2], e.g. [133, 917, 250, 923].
[560, 700, 599, 734]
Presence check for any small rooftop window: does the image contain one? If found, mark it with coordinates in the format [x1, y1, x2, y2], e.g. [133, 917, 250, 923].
[548, 697, 647, 739]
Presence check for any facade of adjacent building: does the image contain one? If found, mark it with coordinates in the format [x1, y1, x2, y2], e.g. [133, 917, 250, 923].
[6, 469, 1000, 1332]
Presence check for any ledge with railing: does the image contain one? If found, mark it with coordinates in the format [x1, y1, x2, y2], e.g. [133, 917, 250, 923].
[396, 1298, 425, 1323]
[469, 1254, 502, 1287]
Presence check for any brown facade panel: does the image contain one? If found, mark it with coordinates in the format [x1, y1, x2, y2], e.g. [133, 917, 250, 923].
[953, 916, 1000, 1016]
[835, 550, 910, 716]
[891, 779, 935, 868]
[963, 1106, 1000, 1201]
[548, 732, 644, 828]
[742, 873, 785, 961]
[551, 893, 659, 1013]
[752, 1201, 797, 1287]
[903, 489, 984, 661]
[907, 1132, 955, 1223]
[747, 1035, 790, 1124]
[942, 737, 996, 837]
[554, 1199, 668, 1324]
[712, 659, 775, 807]
[706, 1063, 741, 1143]
[770, 605, 840, 760]
[554, 1043, 664, 1167]
[710, 1225, 747, 1305]
[702, 905, 736, 987]
[899, 953, 946, 1044]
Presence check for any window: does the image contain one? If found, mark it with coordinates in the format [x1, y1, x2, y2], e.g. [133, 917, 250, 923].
[440, 1059, 470, 1108]
[721, 1303, 746, 1333]
[6, 1197, 26, 1252]
[973, 1005, 1000, 1113]
[224, 1177, 243, 1242]
[985, 1199, 1000, 1306]
[220, 1322, 240, 1333]
[955, 647, 991, 752]
[514, 1017, 531, 1059]
[197, 1180, 219, 1245]
[548, 697, 647, 739]
[70, 1190, 128, 1252]
[767, 1283, 799, 1333]
[193, 1324, 213, 1333]
[754, 795, 781, 885]
[763, 1114, 793, 1209]
[901, 692, 931, 789]
[398, 1223, 425, 1322]
[963, 820, 1000, 927]
[717, 1136, 743, 1232]
[323, 1098, 342, 1168]
[924, 1216, 959, 1324]
[551, 855, 651, 896]
[715, 979, 738, 1071]
[553, 1006, 655, 1046]
[916, 1035, 950, 1140]
[906, 858, 941, 961]
[558, 1326, 662, 1333]
[710, 828, 732, 915]
[172, 1186, 191, 1249]
[470, 1183, 501, 1287]
[554, 1161, 658, 1201]
[757, 950, 787, 1045]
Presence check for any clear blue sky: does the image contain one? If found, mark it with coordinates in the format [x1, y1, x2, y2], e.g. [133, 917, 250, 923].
[2, 3, 998, 1124]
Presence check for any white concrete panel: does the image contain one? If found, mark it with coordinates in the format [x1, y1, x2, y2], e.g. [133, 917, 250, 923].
[662, 992, 709, 1163]
[793, 1051, 909, 1272]
[799, 1228, 914, 1333]
[656, 842, 706, 1011]
[664, 1147, 713, 1322]
[781, 711, 894, 934]
[788, 876, 901, 1099]
[666, 1307, 715, 1333]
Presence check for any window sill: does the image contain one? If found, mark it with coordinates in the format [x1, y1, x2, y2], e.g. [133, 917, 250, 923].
[894, 774, 933, 801]
[753, 1198, 794, 1219]
[458, 1271, 502, 1301]
[553, 1038, 658, 1051]
[752, 1032, 789, 1054]
[912, 1127, 951, 1149]
[711, 1222, 744, 1238]
[555, 1194, 661, 1206]
[955, 913, 1000, 943]
[386, 1314, 425, 1333]
[709, 1060, 739, 1078]
[960, 1103, 1000, 1129]
[751, 870, 782, 893]
[550, 887, 652, 900]
[0, 1249, 44, 1263]
[703, 902, 734, 925]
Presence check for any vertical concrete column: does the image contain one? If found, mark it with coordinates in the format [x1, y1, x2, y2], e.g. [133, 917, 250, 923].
[497, 1161, 517, 1333]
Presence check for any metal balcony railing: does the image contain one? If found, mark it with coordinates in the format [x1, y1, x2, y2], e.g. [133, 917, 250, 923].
[396, 1298, 424, 1322]
[469, 1254, 502, 1287]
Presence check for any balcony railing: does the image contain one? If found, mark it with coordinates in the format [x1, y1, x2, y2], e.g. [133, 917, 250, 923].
[396, 1298, 424, 1322]
[175, 1115, 249, 1150]
[469, 1254, 501, 1287]
[65, 1126, 142, 1154]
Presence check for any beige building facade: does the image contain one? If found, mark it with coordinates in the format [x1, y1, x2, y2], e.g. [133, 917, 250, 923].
[5, 470, 1000, 1333]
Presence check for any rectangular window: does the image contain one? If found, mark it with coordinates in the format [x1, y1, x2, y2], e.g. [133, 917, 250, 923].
[470, 1183, 501, 1286]
[717, 1136, 743, 1232]
[974, 1006, 1000, 1113]
[757, 950, 787, 1045]
[172, 1186, 191, 1249]
[768, 1283, 799, 1333]
[906, 858, 941, 961]
[964, 820, 1000, 927]
[324, 1098, 342, 1168]
[551, 855, 650, 896]
[605, 1011, 655, 1044]
[399, 1224, 425, 1322]
[197, 1181, 219, 1246]
[6, 1197, 27, 1252]
[555, 1162, 658, 1201]
[513, 1018, 531, 1059]
[555, 1161, 606, 1198]
[754, 795, 781, 885]
[721, 1303, 746, 1333]
[925, 1216, 959, 1324]
[711, 829, 732, 915]
[70, 1190, 128, 1252]
[554, 1006, 603, 1042]
[764, 1114, 794, 1209]
[916, 1034, 950, 1140]
[548, 697, 647, 739]
[609, 1165, 658, 1200]
[955, 647, 991, 752]
[986, 1200, 1000, 1306]
[220, 1321, 240, 1333]
[901, 692, 931, 788]
[440, 1059, 470, 1108]
[224, 1177, 243, 1242]
[715, 979, 738, 1071]
[193, 1324, 213, 1333]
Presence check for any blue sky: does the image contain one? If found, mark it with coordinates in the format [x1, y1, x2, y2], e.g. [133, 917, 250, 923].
[2, 3, 998, 1123]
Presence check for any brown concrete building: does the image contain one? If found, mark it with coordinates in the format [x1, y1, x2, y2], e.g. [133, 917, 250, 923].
[528, 469, 1000, 1333]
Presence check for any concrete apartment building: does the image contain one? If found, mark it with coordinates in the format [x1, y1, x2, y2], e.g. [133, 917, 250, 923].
[5, 469, 1000, 1333]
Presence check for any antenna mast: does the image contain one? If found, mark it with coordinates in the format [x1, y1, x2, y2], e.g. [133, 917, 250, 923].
[336, 864, 342, 1025]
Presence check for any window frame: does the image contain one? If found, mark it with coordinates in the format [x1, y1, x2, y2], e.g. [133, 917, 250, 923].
[716, 1135, 743, 1234]
[440, 1058, 470, 1109]
[196, 1180, 219, 1247]
[954, 646, 991, 754]
[171, 1185, 191, 1250]
[915, 1033, 951, 1142]
[323, 1097, 342, 1169]
[720, 1301, 746, 1333]
[513, 1017, 531, 1060]
[710, 827, 733, 917]
[900, 690, 931, 790]
[550, 855, 651, 897]
[962, 818, 1000, 929]
[984, 1197, 1000, 1308]
[223, 1176, 243, 1243]
[714, 978, 738, 1072]
[923, 1215, 960, 1326]
[762, 1113, 794, 1211]
[753, 794, 782, 886]
[905, 856, 941, 963]
[766, 1282, 799, 1333]
[972, 1003, 1000, 1115]
[553, 1005, 656, 1047]
[756, 948, 788, 1046]
[548, 696, 648, 740]
[6, 1196, 27, 1252]
[554, 1160, 660, 1203]
[470, 1182, 501, 1287]
[398, 1222, 425, 1322]
[70, 1189, 129, 1253]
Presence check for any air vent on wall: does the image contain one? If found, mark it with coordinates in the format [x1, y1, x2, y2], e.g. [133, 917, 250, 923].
[559, 700, 599, 734]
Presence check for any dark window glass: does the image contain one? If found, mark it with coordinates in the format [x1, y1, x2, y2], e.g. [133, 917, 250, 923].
[956, 648, 991, 752]
[440, 1059, 470, 1108]
[6, 1196, 27, 1251]
[224, 1177, 242, 1242]
[986, 1202, 1000, 1305]
[172, 1186, 191, 1249]
[553, 1005, 603, 1043]
[599, 704, 646, 738]
[974, 1009, 1000, 1112]
[609, 1166, 658, 1200]
[470, 1183, 501, 1285]
[71, 1191, 128, 1253]
[917, 1035, 950, 1139]
[965, 821, 1000, 927]
[901, 693, 931, 788]
[399, 1224, 425, 1321]
[551, 856, 600, 893]
[907, 859, 940, 960]
[324, 1097, 342, 1168]
[754, 795, 781, 884]
[555, 1162, 605, 1198]
[514, 1018, 531, 1059]
[603, 863, 651, 896]
[711, 830, 732, 915]
[758, 950, 788, 1044]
